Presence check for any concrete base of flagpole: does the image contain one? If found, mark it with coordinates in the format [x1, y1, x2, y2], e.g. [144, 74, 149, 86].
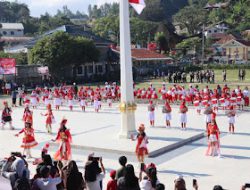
[119, 111, 137, 139]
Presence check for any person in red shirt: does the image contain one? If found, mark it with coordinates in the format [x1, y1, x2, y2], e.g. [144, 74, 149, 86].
[106, 170, 117, 190]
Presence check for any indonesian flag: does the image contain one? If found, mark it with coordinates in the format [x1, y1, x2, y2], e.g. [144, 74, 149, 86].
[129, 0, 146, 14]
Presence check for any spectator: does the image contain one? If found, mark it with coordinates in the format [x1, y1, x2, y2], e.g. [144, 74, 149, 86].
[106, 170, 117, 190]
[11, 90, 17, 107]
[117, 164, 140, 190]
[115, 156, 127, 180]
[1, 153, 29, 188]
[156, 183, 165, 190]
[139, 163, 159, 190]
[174, 177, 186, 190]
[213, 185, 225, 190]
[85, 157, 105, 190]
[62, 160, 85, 190]
[34, 165, 62, 190]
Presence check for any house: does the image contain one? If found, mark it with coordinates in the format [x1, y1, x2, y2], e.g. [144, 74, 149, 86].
[220, 39, 250, 63]
[204, 21, 229, 39]
[174, 22, 188, 35]
[25, 25, 114, 82]
[0, 23, 24, 37]
[111, 47, 173, 76]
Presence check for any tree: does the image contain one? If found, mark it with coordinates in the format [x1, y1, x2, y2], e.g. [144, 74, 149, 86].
[176, 37, 201, 56]
[174, 5, 208, 35]
[29, 32, 99, 81]
[155, 32, 169, 53]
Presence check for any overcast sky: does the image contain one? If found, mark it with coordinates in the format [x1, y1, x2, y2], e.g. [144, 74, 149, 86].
[10, 0, 118, 17]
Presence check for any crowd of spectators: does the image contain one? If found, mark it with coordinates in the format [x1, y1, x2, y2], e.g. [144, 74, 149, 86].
[0, 151, 248, 190]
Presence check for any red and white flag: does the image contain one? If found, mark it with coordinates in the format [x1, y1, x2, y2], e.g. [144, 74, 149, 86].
[129, 0, 146, 14]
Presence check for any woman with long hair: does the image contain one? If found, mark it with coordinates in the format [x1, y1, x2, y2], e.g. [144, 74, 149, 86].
[52, 118, 72, 163]
[117, 164, 140, 190]
[131, 124, 149, 164]
[63, 160, 85, 190]
[139, 163, 159, 190]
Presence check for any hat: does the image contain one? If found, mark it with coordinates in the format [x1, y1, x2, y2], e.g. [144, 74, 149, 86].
[110, 170, 116, 178]
[47, 104, 52, 110]
[230, 105, 234, 110]
[3, 101, 8, 105]
[138, 124, 145, 131]
[61, 118, 67, 126]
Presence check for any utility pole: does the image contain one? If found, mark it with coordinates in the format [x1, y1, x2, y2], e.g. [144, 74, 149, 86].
[201, 23, 205, 65]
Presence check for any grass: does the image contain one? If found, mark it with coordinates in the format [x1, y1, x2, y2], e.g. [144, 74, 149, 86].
[134, 69, 250, 90]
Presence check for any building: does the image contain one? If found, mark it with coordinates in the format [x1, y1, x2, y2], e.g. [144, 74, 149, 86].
[220, 39, 250, 63]
[25, 25, 114, 82]
[204, 21, 229, 39]
[0, 23, 24, 37]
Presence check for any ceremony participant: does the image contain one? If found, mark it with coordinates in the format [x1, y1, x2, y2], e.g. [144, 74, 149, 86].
[193, 93, 202, 115]
[41, 104, 54, 134]
[22, 104, 33, 126]
[131, 124, 149, 164]
[243, 87, 249, 106]
[162, 101, 172, 128]
[15, 121, 38, 158]
[203, 104, 213, 131]
[148, 100, 155, 127]
[52, 118, 72, 163]
[30, 90, 38, 109]
[206, 119, 220, 157]
[67, 91, 74, 111]
[80, 95, 87, 112]
[54, 89, 61, 110]
[94, 97, 99, 113]
[1, 101, 14, 130]
[179, 101, 188, 130]
[106, 170, 117, 190]
[227, 106, 236, 134]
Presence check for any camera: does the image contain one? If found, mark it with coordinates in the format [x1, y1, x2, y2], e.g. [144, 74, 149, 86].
[11, 152, 22, 157]
[89, 156, 100, 161]
[245, 184, 250, 188]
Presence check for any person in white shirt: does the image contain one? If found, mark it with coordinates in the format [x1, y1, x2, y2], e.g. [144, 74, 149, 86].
[35, 165, 62, 190]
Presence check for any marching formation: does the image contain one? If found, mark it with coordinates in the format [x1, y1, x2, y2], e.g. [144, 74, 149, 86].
[1, 82, 249, 164]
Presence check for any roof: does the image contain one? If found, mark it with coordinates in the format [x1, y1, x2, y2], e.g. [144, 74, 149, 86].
[0, 36, 33, 43]
[210, 33, 228, 40]
[0, 23, 24, 30]
[216, 34, 237, 45]
[112, 48, 173, 61]
[221, 39, 250, 47]
[25, 25, 112, 48]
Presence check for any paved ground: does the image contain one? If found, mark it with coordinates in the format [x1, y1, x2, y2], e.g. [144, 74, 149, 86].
[0, 103, 249, 189]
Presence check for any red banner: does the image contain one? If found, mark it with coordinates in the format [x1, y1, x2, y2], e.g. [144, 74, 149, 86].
[0, 58, 16, 75]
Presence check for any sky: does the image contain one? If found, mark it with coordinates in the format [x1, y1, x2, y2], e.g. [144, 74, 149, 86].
[10, 0, 118, 17]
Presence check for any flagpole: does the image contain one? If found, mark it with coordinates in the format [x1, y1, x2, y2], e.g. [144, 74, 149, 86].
[119, 0, 137, 138]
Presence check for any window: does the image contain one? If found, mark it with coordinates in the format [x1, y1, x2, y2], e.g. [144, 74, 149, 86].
[208, 30, 211, 33]
[88, 65, 93, 73]
[98, 65, 103, 73]
[214, 30, 217, 33]
[77, 66, 83, 75]
[10, 31, 14, 35]
[2, 31, 7, 35]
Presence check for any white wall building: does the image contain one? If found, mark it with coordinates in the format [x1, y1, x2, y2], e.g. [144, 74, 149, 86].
[0, 23, 24, 37]
[204, 22, 229, 39]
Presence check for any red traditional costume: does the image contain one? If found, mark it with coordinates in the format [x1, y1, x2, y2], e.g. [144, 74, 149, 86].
[54, 119, 72, 161]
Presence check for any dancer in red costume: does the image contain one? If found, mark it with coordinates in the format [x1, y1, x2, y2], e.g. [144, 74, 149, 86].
[22, 104, 33, 126]
[206, 119, 221, 157]
[179, 101, 188, 130]
[1, 101, 14, 130]
[227, 106, 236, 134]
[52, 118, 72, 163]
[163, 101, 172, 128]
[41, 104, 54, 134]
[131, 124, 148, 163]
[148, 100, 155, 127]
[15, 121, 38, 158]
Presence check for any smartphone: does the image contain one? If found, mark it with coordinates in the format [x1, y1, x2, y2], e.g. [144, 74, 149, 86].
[140, 163, 145, 172]
[193, 179, 197, 187]
[245, 184, 250, 188]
